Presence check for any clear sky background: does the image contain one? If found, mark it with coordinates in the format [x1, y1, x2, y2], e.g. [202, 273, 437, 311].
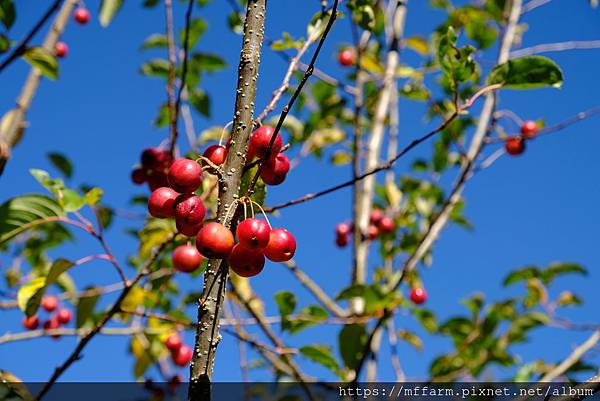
[1, 0, 600, 383]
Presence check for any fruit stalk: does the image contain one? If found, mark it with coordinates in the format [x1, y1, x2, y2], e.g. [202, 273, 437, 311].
[188, 0, 266, 398]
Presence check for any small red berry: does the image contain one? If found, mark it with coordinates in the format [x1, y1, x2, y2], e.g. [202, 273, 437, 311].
[367, 225, 379, 240]
[23, 315, 40, 330]
[42, 296, 58, 312]
[147, 172, 170, 191]
[168, 158, 202, 193]
[174, 194, 206, 233]
[172, 245, 203, 273]
[131, 168, 147, 185]
[505, 136, 525, 156]
[336, 222, 352, 237]
[370, 209, 384, 225]
[141, 148, 171, 170]
[377, 216, 395, 234]
[228, 244, 265, 278]
[54, 42, 68, 58]
[335, 234, 349, 248]
[264, 228, 296, 262]
[520, 120, 538, 139]
[236, 218, 271, 250]
[173, 345, 193, 367]
[148, 187, 178, 218]
[260, 153, 290, 186]
[195, 222, 234, 259]
[410, 287, 427, 305]
[338, 49, 354, 66]
[248, 126, 282, 161]
[164, 333, 183, 352]
[73, 7, 90, 24]
[56, 308, 72, 325]
[43, 317, 60, 339]
[203, 145, 227, 166]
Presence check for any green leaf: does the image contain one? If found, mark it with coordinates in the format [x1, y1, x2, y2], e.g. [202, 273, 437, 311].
[271, 32, 304, 51]
[503, 266, 540, 287]
[540, 262, 587, 284]
[188, 89, 210, 117]
[336, 284, 366, 301]
[190, 52, 226, 72]
[76, 288, 100, 328]
[180, 18, 207, 48]
[141, 33, 168, 50]
[0, 194, 64, 245]
[0, 33, 9, 54]
[338, 324, 368, 370]
[140, 59, 170, 78]
[47, 152, 73, 179]
[299, 345, 340, 375]
[59, 188, 85, 212]
[17, 278, 45, 317]
[274, 291, 296, 317]
[99, 0, 123, 27]
[23, 47, 59, 80]
[0, 0, 16, 30]
[414, 308, 438, 332]
[487, 56, 564, 89]
[227, 11, 243, 34]
[17, 258, 74, 316]
[397, 329, 423, 351]
[287, 305, 327, 334]
[83, 187, 103, 206]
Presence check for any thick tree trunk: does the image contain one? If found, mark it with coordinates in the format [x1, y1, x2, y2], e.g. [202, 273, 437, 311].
[188, 1, 266, 400]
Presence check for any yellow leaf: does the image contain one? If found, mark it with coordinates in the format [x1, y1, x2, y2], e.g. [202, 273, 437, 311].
[405, 35, 429, 55]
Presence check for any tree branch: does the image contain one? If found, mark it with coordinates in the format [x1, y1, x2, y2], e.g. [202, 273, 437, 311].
[164, 0, 179, 157]
[188, 1, 267, 397]
[284, 260, 347, 318]
[244, 0, 340, 196]
[540, 330, 600, 382]
[264, 84, 501, 214]
[0, 0, 79, 176]
[510, 39, 600, 58]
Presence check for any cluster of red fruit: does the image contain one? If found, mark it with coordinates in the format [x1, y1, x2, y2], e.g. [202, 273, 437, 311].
[22, 295, 72, 338]
[145, 153, 295, 277]
[131, 148, 174, 190]
[215, 125, 290, 185]
[53, 7, 90, 59]
[163, 333, 193, 367]
[504, 120, 539, 156]
[335, 209, 395, 247]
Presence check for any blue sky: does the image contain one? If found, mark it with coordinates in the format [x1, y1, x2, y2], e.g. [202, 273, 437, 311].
[1, 0, 600, 384]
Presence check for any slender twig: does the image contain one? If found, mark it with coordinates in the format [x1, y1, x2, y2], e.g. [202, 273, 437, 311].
[170, 0, 195, 156]
[521, 0, 553, 14]
[164, 0, 179, 157]
[229, 281, 316, 398]
[255, 31, 321, 124]
[0, 0, 63, 73]
[264, 84, 501, 213]
[36, 236, 174, 400]
[245, 0, 340, 196]
[510, 40, 600, 58]
[284, 261, 347, 318]
[540, 330, 600, 382]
